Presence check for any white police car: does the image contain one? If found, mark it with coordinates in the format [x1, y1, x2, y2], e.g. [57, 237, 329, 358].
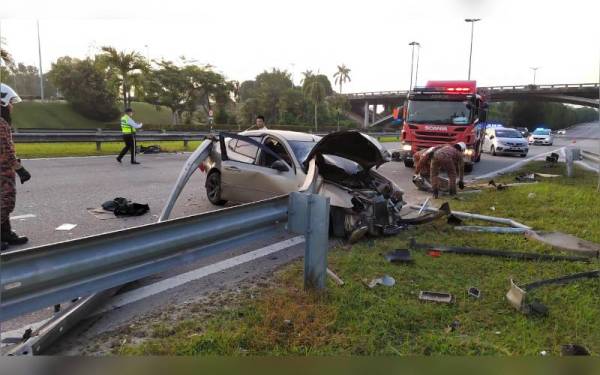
[483, 127, 529, 157]
[528, 128, 554, 146]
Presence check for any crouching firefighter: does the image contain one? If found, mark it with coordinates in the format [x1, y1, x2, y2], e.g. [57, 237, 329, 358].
[1, 84, 31, 251]
[429, 142, 466, 198]
[412, 146, 439, 191]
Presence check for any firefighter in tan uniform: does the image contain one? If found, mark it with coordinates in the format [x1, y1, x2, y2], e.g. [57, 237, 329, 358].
[413, 142, 465, 198]
[1, 84, 31, 251]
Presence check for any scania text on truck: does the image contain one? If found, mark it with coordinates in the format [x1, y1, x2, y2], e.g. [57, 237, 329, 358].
[395, 80, 487, 172]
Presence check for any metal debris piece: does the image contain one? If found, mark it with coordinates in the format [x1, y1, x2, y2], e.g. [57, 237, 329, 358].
[535, 173, 560, 178]
[418, 198, 430, 215]
[515, 173, 537, 182]
[561, 344, 590, 356]
[367, 275, 396, 288]
[407, 204, 531, 229]
[419, 291, 454, 304]
[454, 226, 528, 234]
[524, 231, 600, 256]
[506, 270, 600, 315]
[384, 249, 413, 264]
[468, 287, 481, 299]
[410, 240, 590, 262]
[326, 268, 345, 286]
[349, 226, 368, 244]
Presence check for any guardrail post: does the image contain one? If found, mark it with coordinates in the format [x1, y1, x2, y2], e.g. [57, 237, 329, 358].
[183, 139, 189, 149]
[96, 141, 102, 151]
[288, 192, 330, 290]
[565, 147, 579, 177]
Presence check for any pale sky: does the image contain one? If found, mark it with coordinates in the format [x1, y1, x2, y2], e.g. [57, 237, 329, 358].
[1, 0, 599, 92]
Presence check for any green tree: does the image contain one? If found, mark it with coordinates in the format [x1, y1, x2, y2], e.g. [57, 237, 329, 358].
[145, 59, 230, 126]
[48, 57, 119, 121]
[333, 64, 351, 94]
[303, 75, 327, 131]
[99, 46, 148, 110]
[327, 94, 351, 130]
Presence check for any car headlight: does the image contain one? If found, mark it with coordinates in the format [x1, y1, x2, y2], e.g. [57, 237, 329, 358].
[464, 149, 474, 156]
[402, 144, 412, 151]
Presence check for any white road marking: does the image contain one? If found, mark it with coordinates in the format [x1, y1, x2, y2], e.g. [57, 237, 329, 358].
[92, 235, 305, 314]
[9, 214, 36, 221]
[473, 147, 565, 181]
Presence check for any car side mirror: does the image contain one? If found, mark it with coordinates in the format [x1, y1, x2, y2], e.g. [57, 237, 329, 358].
[271, 160, 289, 172]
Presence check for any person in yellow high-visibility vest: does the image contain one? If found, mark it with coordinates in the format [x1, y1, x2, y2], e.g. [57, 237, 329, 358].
[117, 108, 143, 164]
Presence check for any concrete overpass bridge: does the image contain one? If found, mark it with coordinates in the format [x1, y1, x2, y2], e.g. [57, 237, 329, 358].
[343, 82, 599, 128]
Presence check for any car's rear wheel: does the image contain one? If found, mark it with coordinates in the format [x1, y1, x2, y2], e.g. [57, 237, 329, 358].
[206, 171, 227, 206]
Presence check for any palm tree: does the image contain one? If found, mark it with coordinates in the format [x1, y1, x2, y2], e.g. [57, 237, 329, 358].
[300, 70, 313, 85]
[302, 76, 326, 132]
[100, 46, 148, 110]
[333, 64, 351, 94]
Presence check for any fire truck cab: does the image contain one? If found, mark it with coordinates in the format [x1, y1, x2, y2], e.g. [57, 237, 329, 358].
[397, 80, 487, 173]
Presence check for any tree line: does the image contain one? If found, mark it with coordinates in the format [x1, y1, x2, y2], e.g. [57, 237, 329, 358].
[1, 44, 353, 129]
[488, 101, 597, 130]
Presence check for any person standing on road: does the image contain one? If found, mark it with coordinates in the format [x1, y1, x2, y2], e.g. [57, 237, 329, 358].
[429, 142, 466, 198]
[1, 84, 31, 251]
[116, 108, 143, 165]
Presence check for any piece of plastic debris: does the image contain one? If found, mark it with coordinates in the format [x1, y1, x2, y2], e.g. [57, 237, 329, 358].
[561, 344, 590, 356]
[495, 331, 501, 335]
[540, 350, 548, 356]
[327, 268, 345, 286]
[418, 291, 453, 304]
[384, 249, 413, 264]
[468, 287, 481, 299]
[528, 192, 536, 199]
[427, 250, 442, 258]
[55, 223, 77, 231]
[490, 206, 496, 211]
[367, 275, 396, 288]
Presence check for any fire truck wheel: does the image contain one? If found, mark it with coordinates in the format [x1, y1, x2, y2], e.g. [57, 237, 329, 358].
[404, 160, 414, 168]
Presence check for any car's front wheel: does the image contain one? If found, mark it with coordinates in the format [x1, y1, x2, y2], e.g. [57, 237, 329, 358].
[206, 171, 227, 206]
[491, 145, 497, 156]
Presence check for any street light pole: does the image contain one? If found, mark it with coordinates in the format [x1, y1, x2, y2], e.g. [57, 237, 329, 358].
[408, 41, 420, 89]
[37, 20, 44, 100]
[530, 67, 540, 85]
[414, 43, 421, 88]
[465, 18, 481, 80]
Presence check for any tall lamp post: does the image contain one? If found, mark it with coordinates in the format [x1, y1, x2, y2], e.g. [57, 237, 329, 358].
[408, 41, 420, 90]
[530, 66, 540, 85]
[37, 20, 44, 100]
[414, 43, 422, 88]
[465, 18, 481, 80]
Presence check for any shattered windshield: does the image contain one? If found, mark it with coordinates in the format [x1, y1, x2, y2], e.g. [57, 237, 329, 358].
[288, 140, 318, 163]
[407, 100, 472, 125]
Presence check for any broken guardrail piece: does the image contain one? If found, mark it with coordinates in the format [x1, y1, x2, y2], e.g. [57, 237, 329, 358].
[506, 270, 600, 316]
[409, 239, 589, 262]
[524, 231, 600, 257]
[419, 291, 453, 304]
[407, 204, 531, 229]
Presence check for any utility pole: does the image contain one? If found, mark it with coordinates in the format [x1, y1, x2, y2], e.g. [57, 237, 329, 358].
[37, 20, 44, 100]
[530, 67, 540, 85]
[465, 18, 481, 80]
[408, 41, 420, 90]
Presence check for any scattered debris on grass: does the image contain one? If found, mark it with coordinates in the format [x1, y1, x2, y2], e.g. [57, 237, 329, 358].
[418, 291, 454, 304]
[365, 275, 396, 288]
[524, 231, 600, 256]
[468, 287, 481, 299]
[383, 249, 413, 264]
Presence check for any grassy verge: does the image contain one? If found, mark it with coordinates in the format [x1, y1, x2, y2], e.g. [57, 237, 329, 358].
[16, 141, 203, 158]
[122, 162, 600, 356]
[377, 136, 400, 143]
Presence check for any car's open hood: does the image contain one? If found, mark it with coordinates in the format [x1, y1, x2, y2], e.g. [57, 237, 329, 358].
[303, 131, 391, 171]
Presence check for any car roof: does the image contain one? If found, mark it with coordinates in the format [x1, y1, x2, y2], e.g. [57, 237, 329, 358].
[240, 129, 321, 142]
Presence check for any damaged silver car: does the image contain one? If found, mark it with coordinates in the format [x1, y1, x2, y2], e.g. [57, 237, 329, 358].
[199, 130, 406, 239]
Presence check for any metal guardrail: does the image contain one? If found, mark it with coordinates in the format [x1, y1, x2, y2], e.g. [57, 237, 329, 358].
[0, 195, 291, 321]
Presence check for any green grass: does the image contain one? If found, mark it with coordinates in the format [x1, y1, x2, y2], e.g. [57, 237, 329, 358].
[12, 101, 173, 130]
[377, 136, 400, 143]
[122, 162, 600, 356]
[16, 141, 203, 158]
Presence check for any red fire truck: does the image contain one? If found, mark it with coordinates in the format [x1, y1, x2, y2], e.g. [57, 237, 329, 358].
[396, 80, 487, 172]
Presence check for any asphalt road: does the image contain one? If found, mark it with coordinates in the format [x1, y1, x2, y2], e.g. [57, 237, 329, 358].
[2, 122, 598, 353]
